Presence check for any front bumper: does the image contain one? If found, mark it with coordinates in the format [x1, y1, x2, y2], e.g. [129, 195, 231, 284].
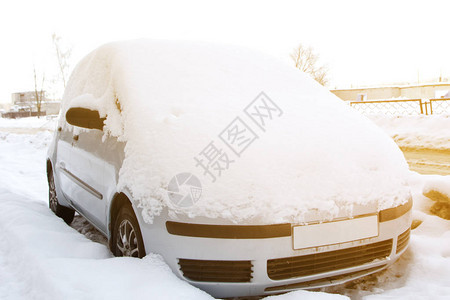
[138, 204, 412, 298]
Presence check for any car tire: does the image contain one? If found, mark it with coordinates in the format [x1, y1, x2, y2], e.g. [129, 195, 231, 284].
[48, 171, 75, 225]
[112, 204, 145, 258]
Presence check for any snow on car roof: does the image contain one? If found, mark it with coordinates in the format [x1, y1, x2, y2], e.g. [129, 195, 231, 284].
[62, 39, 411, 224]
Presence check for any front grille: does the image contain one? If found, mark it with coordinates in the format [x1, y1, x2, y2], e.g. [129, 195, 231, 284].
[178, 259, 253, 282]
[396, 228, 410, 253]
[265, 265, 387, 292]
[267, 239, 393, 280]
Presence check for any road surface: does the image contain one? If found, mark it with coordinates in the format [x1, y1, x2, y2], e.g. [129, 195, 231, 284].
[401, 147, 450, 176]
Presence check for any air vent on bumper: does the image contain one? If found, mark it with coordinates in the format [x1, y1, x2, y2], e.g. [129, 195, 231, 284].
[396, 228, 410, 253]
[267, 239, 393, 280]
[178, 259, 253, 282]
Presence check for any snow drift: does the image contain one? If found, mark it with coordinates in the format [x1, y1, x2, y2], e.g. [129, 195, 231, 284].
[61, 39, 411, 224]
[370, 114, 450, 150]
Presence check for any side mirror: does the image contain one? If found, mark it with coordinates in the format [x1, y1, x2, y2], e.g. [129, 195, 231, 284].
[65, 107, 105, 130]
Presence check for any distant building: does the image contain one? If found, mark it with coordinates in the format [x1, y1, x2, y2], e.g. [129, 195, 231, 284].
[11, 91, 46, 105]
[10, 91, 47, 112]
[5, 91, 61, 116]
[331, 82, 450, 101]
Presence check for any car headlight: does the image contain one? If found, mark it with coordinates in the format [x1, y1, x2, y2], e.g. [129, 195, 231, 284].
[379, 197, 413, 222]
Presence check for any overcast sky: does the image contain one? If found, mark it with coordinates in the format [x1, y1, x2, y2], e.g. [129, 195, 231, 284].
[1, 0, 449, 103]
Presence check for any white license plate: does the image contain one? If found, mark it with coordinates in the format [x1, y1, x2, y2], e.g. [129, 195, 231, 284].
[293, 215, 378, 250]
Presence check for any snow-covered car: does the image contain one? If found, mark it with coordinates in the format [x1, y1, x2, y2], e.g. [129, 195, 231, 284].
[47, 40, 412, 298]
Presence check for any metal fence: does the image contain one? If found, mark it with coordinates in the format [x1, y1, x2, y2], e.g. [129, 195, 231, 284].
[349, 98, 450, 116]
[350, 99, 424, 116]
[429, 98, 450, 115]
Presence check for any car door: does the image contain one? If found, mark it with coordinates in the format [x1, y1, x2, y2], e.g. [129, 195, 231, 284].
[57, 107, 108, 234]
[55, 121, 77, 205]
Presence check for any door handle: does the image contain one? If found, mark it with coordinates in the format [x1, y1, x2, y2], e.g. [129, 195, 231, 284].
[73, 135, 79, 141]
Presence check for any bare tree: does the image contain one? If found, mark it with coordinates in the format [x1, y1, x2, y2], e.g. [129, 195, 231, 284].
[290, 44, 329, 86]
[33, 66, 45, 118]
[52, 33, 72, 89]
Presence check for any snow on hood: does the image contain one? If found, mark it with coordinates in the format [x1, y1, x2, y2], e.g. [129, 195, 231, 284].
[62, 39, 411, 224]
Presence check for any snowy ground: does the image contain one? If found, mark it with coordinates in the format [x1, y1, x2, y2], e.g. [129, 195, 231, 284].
[1, 117, 450, 299]
[371, 115, 450, 175]
[402, 149, 450, 176]
[370, 115, 450, 150]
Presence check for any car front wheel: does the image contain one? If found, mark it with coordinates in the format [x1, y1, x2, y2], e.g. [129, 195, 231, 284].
[112, 204, 145, 258]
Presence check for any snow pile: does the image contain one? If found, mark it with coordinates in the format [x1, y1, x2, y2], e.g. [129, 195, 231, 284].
[0, 193, 214, 300]
[0, 130, 53, 149]
[62, 39, 411, 224]
[0, 132, 53, 201]
[422, 176, 450, 219]
[321, 173, 450, 299]
[423, 177, 450, 201]
[0, 116, 57, 131]
[268, 291, 349, 299]
[370, 115, 450, 150]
